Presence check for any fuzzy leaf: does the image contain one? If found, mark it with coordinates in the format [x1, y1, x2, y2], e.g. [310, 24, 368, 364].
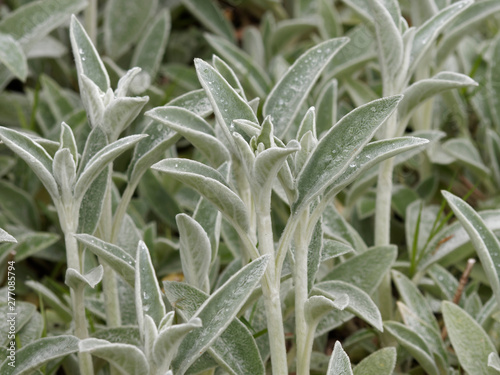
[0, 335, 79, 375]
[79, 338, 149, 375]
[442, 301, 497, 375]
[294, 96, 402, 213]
[135, 241, 166, 331]
[104, 0, 157, 58]
[74, 234, 135, 285]
[489, 353, 500, 372]
[0, 34, 27, 81]
[53, 148, 76, 204]
[263, 38, 348, 137]
[384, 321, 439, 375]
[0, 228, 16, 243]
[146, 106, 230, 167]
[14, 232, 59, 261]
[65, 265, 103, 290]
[442, 138, 490, 177]
[70, 15, 109, 92]
[168, 255, 269, 374]
[305, 295, 349, 325]
[152, 159, 249, 232]
[313, 280, 383, 331]
[327, 341, 353, 375]
[0, 127, 58, 200]
[352, 347, 397, 375]
[166, 89, 213, 118]
[443, 191, 500, 307]
[182, 0, 234, 41]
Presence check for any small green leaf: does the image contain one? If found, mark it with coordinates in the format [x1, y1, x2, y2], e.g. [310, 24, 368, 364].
[182, 0, 235, 41]
[327, 341, 353, 375]
[79, 338, 149, 375]
[263, 37, 348, 138]
[384, 321, 439, 375]
[294, 96, 402, 213]
[316, 79, 338, 136]
[166, 89, 212, 118]
[443, 191, 500, 307]
[0, 127, 58, 200]
[0, 33, 27, 81]
[74, 234, 135, 286]
[0, 228, 16, 243]
[169, 255, 269, 374]
[152, 159, 250, 232]
[177, 214, 211, 293]
[131, 9, 170, 79]
[65, 265, 103, 290]
[25, 281, 72, 322]
[488, 352, 500, 372]
[53, 148, 76, 204]
[70, 15, 110, 92]
[0, 335, 79, 375]
[442, 301, 497, 375]
[321, 240, 355, 262]
[353, 347, 397, 375]
[13, 232, 59, 261]
[304, 295, 349, 325]
[104, 0, 157, 59]
[0, 302, 36, 346]
[442, 138, 490, 177]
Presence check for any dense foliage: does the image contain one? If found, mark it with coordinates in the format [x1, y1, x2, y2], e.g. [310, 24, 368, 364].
[0, 0, 499, 374]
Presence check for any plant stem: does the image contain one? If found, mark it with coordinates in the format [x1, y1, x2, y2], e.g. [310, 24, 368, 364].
[84, 0, 98, 44]
[294, 212, 311, 375]
[256, 208, 288, 375]
[74, 286, 94, 375]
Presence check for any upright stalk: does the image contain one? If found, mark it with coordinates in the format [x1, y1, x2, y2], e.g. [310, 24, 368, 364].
[84, 0, 98, 44]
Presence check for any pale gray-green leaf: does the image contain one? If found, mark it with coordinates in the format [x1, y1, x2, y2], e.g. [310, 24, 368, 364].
[166, 89, 212, 118]
[79, 338, 149, 375]
[25, 281, 72, 322]
[0, 228, 16, 243]
[327, 341, 353, 375]
[263, 37, 348, 137]
[442, 301, 497, 375]
[52, 148, 76, 204]
[177, 214, 211, 293]
[70, 15, 110, 92]
[304, 295, 349, 325]
[294, 96, 402, 213]
[443, 191, 500, 307]
[321, 240, 355, 262]
[65, 265, 103, 290]
[0, 34, 27, 81]
[152, 159, 249, 232]
[182, 0, 234, 41]
[442, 138, 490, 177]
[352, 347, 397, 375]
[489, 352, 500, 372]
[170, 255, 269, 374]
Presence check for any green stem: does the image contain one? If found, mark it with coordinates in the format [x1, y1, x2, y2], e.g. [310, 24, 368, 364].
[111, 183, 135, 243]
[74, 286, 94, 375]
[84, 0, 98, 44]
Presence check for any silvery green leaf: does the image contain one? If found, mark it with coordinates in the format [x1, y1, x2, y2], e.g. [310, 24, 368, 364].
[0, 228, 16, 243]
[168, 255, 269, 375]
[352, 347, 397, 375]
[27, 36, 67, 59]
[153, 317, 202, 373]
[127, 120, 180, 187]
[344, 77, 378, 108]
[316, 80, 337, 137]
[384, 321, 439, 375]
[194, 58, 257, 155]
[368, 0, 403, 81]
[182, 0, 234, 41]
[177, 214, 211, 293]
[0, 335, 79, 375]
[152, 159, 250, 232]
[17, 310, 43, 346]
[410, 0, 472, 73]
[321, 240, 355, 262]
[263, 38, 348, 138]
[428, 264, 459, 301]
[0, 180, 40, 229]
[270, 17, 318, 53]
[297, 107, 316, 141]
[443, 191, 500, 307]
[92, 326, 142, 347]
[0, 33, 27, 81]
[65, 265, 103, 290]
[70, 15, 110, 92]
[13, 232, 60, 261]
[313, 280, 383, 331]
[307, 220, 323, 292]
[102, 96, 149, 142]
[104, 0, 157, 59]
[114, 67, 142, 97]
[163, 281, 265, 375]
[488, 352, 500, 372]
[74, 234, 135, 285]
[327, 341, 353, 375]
[295, 131, 317, 175]
[322, 204, 367, 252]
[437, 0, 500, 65]
[79, 338, 149, 375]
[131, 9, 170, 79]
[204, 34, 271, 99]
[142, 314, 158, 363]
[242, 26, 265, 69]
[0, 0, 87, 49]
[0, 127, 58, 200]
[146, 106, 230, 167]
[398, 72, 477, 130]
[392, 270, 439, 332]
[74, 134, 146, 200]
[25, 280, 72, 322]
[79, 74, 106, 128]
[59, 122, 78, 164]
[52, 149, 76, 204]
[442, 301, 497, 375]
[166, 89, 212, 118]
[442, 138, 490, 177]
[318, 0, 342, 39]
[194, 196, 222, 261]
[294, 96, 402, 213]
[397, 302, 448, 369]
[135, 241, 166, 330]
[486, 129, 500, 185]
[213, 55, 246, 99]
[0, 302, 36, 346]
[305, 295, 349, 325]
